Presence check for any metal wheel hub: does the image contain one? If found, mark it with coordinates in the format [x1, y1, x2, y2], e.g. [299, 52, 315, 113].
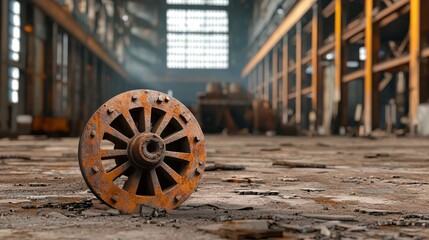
[78, 89, 206, 213]
[129, 133, 166, 168]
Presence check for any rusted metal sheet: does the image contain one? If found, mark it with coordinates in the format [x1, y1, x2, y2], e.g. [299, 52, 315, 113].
[78, 90, 206, 213]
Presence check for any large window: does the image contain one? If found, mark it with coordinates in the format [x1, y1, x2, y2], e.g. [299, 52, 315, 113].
[8, 0, 22, 103]
[166, 1, 229, 69]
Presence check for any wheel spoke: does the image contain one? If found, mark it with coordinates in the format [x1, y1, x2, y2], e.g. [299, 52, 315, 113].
[159, 162, 182, 184]
[100, 149, 127, 159]
[123, 169, 142, 194]
[105, 126, 129, 144]
[106, 161, 131, 181]
[150, 169, 162, 194]
[152, 114, 172, 135]
[165, 151, 192, 162]
[164, 130, 186, 144]
[144, 107, 151, 133]
[122, 110, 140, 136]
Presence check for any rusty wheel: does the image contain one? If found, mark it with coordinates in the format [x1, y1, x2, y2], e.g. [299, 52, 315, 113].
[78, 90, 206, 213]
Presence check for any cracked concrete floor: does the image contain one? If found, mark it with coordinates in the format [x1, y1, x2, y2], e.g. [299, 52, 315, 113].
[1, 135, 429, 239]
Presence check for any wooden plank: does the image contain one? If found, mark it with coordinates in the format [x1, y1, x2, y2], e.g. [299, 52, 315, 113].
[301, 87, 312, 95]
[373, 55, 409, 72]
[241, 0, 316, 77]
[409, 0, 420, 135]
[422, 47, 429, 58]
[343, 69, 365, 83]
[296, 22, 302, 124]
[302, 52, 312, 65]
[374, 0, 410, 22]
[317, 41, 335, 56]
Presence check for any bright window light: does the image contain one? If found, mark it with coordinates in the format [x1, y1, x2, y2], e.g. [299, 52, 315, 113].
[10, 38, 20, 52]
[12, 1, 20, 14]
[11, 79, 19, 91]
[167, 0, 228, 6]
[10, 67, 19, 79]
[166, 7, 229, 69]
[10, 91, 19, 103]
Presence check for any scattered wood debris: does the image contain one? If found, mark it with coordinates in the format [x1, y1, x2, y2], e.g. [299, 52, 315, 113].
[364, 153, 390, 158]
[355, 208, 402, 216]
[222, 176, 264, 184]
[234, 188, 279, 196]
[300, 188, 325, 192]
[277, 177, 299, 182]
[205, 163, 245, 171]
[273, 160, 326, 168]
[302, 214, 358, 222]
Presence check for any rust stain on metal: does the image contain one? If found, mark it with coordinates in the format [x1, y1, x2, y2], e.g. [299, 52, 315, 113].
[78, 90, 206, 213]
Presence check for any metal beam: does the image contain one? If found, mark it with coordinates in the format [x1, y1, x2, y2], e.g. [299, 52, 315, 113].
[32, 0, 129, 80]
[241, 0, 316, 77]
[409, 0, 420, 135]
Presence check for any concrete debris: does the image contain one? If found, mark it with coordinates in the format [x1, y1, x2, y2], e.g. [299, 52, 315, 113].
[205, 163, 245, 171]
[272, 160, 326, 168]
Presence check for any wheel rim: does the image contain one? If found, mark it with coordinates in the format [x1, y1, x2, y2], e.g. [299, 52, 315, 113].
[78, 90, 206, 213]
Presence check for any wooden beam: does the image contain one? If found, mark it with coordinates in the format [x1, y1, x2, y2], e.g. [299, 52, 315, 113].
[311, 4, 320, 124]
[282, 36, 289, 122]
[373, 55, 409, 72]
[32, 0, 129, 80]
[296, 22, 302, 124]
[318, 41, 335, 56]
[343, 69, 365, 83]
[272, 47, 278, 110]
[241, 0, 316, 77]
[302, 87, 312, 95]
[409, 0, 420, 135]
[264, 57, 269, 100]
[374, 0, 410, 22]
[364, 0, 380, 134]
[335, 0, 347, 128]
[422, 47, 429, 58]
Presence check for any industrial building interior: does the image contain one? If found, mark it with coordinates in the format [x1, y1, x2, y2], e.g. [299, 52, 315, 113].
[1, 0, 429, 239]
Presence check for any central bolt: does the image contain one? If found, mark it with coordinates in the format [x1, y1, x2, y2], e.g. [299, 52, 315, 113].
[128, 133, 166, 169]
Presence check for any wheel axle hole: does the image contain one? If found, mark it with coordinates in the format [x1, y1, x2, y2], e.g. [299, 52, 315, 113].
[146, 140, 159, 153]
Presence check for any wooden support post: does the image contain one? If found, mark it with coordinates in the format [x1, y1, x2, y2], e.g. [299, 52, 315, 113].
[258, 63, 263, 98]
[296, 22, 302, 124]
[335, 0, 347, 130]
[364, 0, 380, 134]
[409, 0, 420, 135]
[272, 47, 278, 110]
[311, 4, 321, 126]
[264, 57, 269, 100]
[0, 0, 9, 132]
[282, 36, 289, 123]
